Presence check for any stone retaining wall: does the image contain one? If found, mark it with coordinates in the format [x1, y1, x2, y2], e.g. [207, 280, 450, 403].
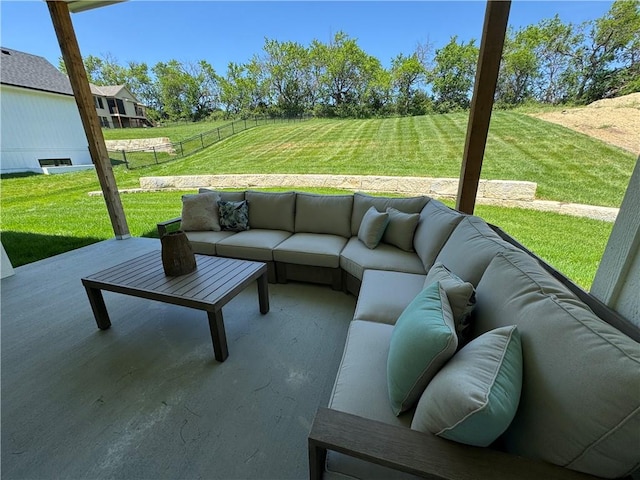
[105, 137, 175, 153]
[139, 174, 538, 202]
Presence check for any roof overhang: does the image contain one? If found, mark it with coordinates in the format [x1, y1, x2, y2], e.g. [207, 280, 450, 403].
[63, 0, 126, 13]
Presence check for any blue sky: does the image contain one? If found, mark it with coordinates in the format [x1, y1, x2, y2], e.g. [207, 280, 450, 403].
[1, 1, 614, 74]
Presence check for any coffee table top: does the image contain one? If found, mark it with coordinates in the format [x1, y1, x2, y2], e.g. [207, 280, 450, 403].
[82, 251, 267, 311]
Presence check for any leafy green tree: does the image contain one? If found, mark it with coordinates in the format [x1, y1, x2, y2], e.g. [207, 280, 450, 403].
[260, 38, 312, 116]
[310, 32, 385, 116]
[219, 61, 268, 118]
[391, 53, 426, 115]
[566, 0, 640, 102]
[430, 36, 478, 112]
[496, 26, 540, 106]
[152, 59, 219, 121]
[530, 15, 579, 104]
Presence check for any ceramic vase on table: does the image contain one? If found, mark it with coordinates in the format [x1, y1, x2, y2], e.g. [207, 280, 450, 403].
[161, 231, 197, 276]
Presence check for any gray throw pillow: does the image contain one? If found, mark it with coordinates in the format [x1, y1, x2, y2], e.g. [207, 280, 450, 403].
[218, 200, 249, 232]
[357, 206, 389, 249]
[180, 192, 221, 232]
[424, 262, 476, 342]
[382, 208, 420, 252]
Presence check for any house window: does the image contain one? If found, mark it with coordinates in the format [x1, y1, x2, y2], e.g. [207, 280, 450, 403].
[116, 99, 126, 115]
[107, 98, 116, 114]
[100, 117, 110, 127]
[39, 158, 72, 167]
[93, 96, 104, 109]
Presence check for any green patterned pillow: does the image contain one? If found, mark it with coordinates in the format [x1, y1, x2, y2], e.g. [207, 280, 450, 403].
[218, 200, 250, 232]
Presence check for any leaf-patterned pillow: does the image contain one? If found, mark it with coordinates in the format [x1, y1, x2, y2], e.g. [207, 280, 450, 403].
[218, 200, 250, 232]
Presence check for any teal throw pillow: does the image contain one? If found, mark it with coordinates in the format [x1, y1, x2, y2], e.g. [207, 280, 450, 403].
[411, 325, 523, 447]
[387, 281, 457, 415]
[218, 200, 250, 232]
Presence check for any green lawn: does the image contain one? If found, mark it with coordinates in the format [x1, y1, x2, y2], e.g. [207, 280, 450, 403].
[143, 114, 634, 207]
[1, 112, 632, 289]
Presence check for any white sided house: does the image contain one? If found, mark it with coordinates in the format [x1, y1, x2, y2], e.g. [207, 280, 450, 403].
[0, 47, 93, 174]
[91, 84, 151, 129]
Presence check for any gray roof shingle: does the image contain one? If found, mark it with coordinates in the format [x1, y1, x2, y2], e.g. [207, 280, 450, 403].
[0, 47, 73, 95]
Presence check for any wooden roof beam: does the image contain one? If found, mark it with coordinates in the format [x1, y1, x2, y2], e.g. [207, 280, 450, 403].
[47, 0, 130, 239]
[456, 0, 511, 214]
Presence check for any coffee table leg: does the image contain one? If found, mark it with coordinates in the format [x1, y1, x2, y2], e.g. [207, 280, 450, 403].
[208, 309, 229, 362]
[257, 272, 270, 314]
[84, 286, 111, 330]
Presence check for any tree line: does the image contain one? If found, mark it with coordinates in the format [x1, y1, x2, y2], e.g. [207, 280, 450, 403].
[61, 0, 639, 122]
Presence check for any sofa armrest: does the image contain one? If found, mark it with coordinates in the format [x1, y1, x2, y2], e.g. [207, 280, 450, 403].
[157, 217, 181, 237]
[308, 408, 608, 480]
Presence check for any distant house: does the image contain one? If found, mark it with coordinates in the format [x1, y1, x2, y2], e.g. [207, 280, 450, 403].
[90, 84, 152, 129]
[0, 46, 93, 174]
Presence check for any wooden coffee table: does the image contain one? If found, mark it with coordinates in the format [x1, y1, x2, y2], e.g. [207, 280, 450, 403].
[81, 251, 269, 362]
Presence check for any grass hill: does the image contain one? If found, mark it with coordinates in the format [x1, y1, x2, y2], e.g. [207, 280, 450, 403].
[119, 113, 635, 208]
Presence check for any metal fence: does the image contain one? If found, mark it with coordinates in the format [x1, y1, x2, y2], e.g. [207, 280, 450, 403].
[108, 115, 310, 170]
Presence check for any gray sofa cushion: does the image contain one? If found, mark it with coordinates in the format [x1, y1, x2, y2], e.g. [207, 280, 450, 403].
[340, 237, 425, 280]
[413, 199, 465, 270]
[474, 249, 640, 478]
[185, 231, 236, 255]
[435, 216, 512, 286]
[326, 319, 418, 479]
[273, 233, 347, 268]
[245, 190, 296, 232]
[353, 270, 425, 325]
[199, 188, 245, 202]
[216, 229, 291, 261]
[351, 192, 429, 236]
[295, 193, 353, 238]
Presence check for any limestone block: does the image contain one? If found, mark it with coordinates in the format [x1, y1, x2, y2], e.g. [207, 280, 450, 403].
[481, 180, 537, 201]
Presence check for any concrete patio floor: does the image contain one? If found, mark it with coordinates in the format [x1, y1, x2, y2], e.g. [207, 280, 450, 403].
[1, 237, 355, 479]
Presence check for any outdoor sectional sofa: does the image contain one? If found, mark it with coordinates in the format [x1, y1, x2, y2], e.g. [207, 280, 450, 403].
[157, 189, 640, 480]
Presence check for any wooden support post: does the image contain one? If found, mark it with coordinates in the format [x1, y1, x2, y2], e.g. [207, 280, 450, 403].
[456, 0, 511, 214]
[47, 1, 130, 239]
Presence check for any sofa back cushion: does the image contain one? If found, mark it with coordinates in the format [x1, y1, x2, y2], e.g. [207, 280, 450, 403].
[413, 199, 465, 270]
[245, 190, 296, 232]
[435, 216, 511, 286]
[474, 249, 640, 479]
[199, 188, 245, 202]
[350, 192, 429, 236]
[295, 193, 353, 238]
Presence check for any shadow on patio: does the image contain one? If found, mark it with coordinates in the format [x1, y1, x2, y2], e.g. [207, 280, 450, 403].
[1, 237, 355, 479]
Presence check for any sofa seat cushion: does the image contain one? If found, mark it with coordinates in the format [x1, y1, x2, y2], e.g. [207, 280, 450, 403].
[435, 216, 512, 286]
[215, 229, 291, 261]
[326, 319, 419, 480]
[340, 237, 425, 280]
[245, 190, 296, 231]
[350, 192, 429, 237]
[413, 199, 465, 270]
[295, 193, 353, 238]
[353, 270, 425, 325]
[273, 233, 347, 268]
[185, 231, 236, 255]
[474, 249, 640, 479]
